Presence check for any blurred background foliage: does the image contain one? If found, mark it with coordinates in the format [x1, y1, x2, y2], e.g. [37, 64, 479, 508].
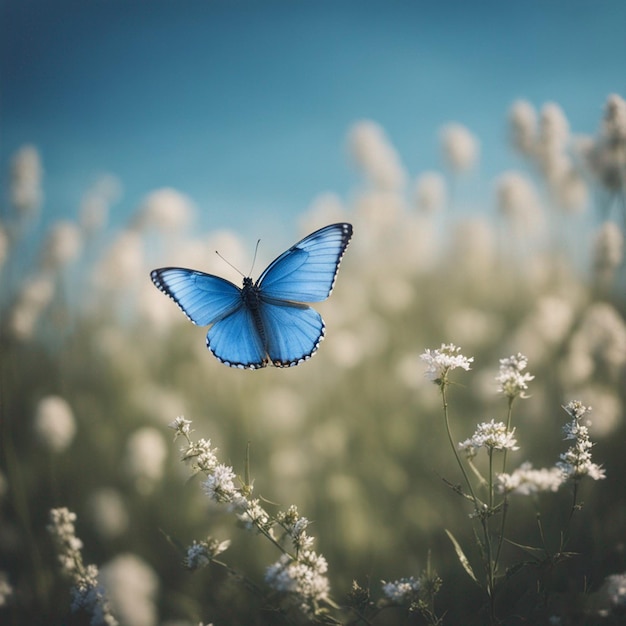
[1, 90, 626, 625]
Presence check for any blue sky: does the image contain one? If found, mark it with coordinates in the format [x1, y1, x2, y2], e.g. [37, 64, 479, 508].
[2, 0, 626, 242]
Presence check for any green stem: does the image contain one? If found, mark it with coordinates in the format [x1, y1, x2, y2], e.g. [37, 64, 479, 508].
[441, 381, 496, 619]
[501, 397, 514, 474]
[495, 396, 514, 567]
[486, 449, 496, 622]
[561, 479, 580, 550]
[488, 448, 494, 509]
[440, 382, 479, 504]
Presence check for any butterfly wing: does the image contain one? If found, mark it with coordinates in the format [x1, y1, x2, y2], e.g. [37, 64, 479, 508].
[207, 305, 268, 369]
[257, 223, 352, 303]
[150, 268, 242, 326]
[258, 299, 325, 367]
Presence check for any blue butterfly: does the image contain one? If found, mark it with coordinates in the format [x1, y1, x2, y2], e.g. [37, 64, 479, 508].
[151, 222, 353, 369]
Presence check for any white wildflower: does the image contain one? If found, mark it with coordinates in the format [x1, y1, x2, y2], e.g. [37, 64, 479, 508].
[497, 462, 564, 495]
[554, 169, 588, 213]
[603, 94, 626, 147]
[420, 343, 473, 383]
[265, 550, 330, 615]
[202, 464, 240, 504]
[509, 100, 537, 156]
[495, 171, 545, 237]
[0, 571, 13, 607]
[414, 171, 447, 214]
[276, 505, 315, 551]
[99, 554, 157, 626]
[236, 498, 270, 531]
[33, 395, 77, 453]
[450, 217, 497, 275]
[79, 174, 121, 236]
[11, 145, 43, 215]
[496, 353, 534, 399]
[48, 508, 119, 626]
[133, 188, 195, 234]
[604, 572, 626, 608]
[8, 273, 56, 340]
[180, 436, 219, 474]
[592, 221, 623, 282]
[184, 538, 231, 570]
[0, 224, 9, 273]
[583, 94, 626, 192]
[41, 220, 83, 271]
[87, 489, 129, 540]
[93, 229, 145, 292]
[169, 416, 193, 440]
[459, 420, 519, 455]
[440, 123, 479, 173]
[536, 102, 570, 179]
[348, 120, 406, 190]
[563, 400, 592, 421]
[578, 304, 626, 377]
[557, 402, 606, 481]
[124, 427, 168, 495]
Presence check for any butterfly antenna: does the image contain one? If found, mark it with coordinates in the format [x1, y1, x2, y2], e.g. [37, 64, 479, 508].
[248, 239, 261, 277]
[214, 250, 246, 278]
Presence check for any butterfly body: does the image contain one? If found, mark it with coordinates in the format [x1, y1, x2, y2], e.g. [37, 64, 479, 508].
[151, 223, 353, 369]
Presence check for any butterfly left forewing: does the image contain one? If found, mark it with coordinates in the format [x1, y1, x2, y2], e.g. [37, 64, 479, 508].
[257, 223, 352, 303]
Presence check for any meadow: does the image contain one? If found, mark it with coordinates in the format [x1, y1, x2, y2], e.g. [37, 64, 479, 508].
[1, 94, 626, 625]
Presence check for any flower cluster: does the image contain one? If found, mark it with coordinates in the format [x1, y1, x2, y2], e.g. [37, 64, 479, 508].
[170, 418, 248, 510]
[47, 508, 118, 626]
[381, 576, 421, 604]
[236, 498, 271, 532]
[498, 400, 607, 495]
[508, 99, 588, 211]
[496, 353, 534, 399]
[184, 538, 231, 570]
[170, 417, 332, 618]
[583, 93, 626, 192]
[264, 550, 330, 615]
[202, 464, 241, 505]
[459, 420, 519, 458]
[276, 505, 315, 553]
[497, 462, 564, 495]
[557, 402, 606, 481]
[170, 417, 219, 475]
[604, 572, 626, 609]
[420, 343, 473, 383]
[0, 571, 13, 607]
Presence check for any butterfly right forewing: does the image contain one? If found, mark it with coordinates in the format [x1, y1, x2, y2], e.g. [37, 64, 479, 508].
[257, 223, 353, 303]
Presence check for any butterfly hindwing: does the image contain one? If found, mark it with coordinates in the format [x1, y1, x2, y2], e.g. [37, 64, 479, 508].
[257, 223, 353, 303]
[207, 305, 268, 369]
[150, 268, 242, 326]
[258, 298, 325, 367]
